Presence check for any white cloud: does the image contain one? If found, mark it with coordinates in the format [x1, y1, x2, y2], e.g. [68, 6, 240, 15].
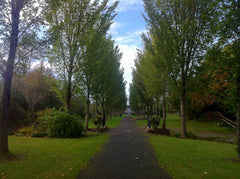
[110, 21, 125, 36]
[108, 0, 143, 12]
[118, 44, 138, 85]
[118, 44, 138, 97]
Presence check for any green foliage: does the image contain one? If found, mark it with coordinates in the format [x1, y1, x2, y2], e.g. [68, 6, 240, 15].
[18, 126, 35, 137]
[39, 110, 84, 138]
[93, 115, 103, 129]
[150, 115, 160, 129]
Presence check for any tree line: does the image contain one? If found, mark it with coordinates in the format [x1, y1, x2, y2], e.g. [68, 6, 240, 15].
[0, 0, 127, 155]
[129, 0, 240, 159]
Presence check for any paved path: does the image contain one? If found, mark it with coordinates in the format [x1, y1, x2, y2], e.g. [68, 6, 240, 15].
[77, 115, 171, 179]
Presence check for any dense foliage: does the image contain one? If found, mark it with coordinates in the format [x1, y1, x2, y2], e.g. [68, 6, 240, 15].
[39, 110, 83, 138]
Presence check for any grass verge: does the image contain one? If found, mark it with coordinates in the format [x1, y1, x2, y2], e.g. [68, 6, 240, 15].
[85, 115, 124, 129]
[0, 134, 108, 179]
[149, 134, 240, 178]
[135, 114, 235, 134]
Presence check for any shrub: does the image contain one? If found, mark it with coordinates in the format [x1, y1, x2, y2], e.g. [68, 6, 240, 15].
[39, 110, 84, 138]
[150, 115, 160, 129]
[18, 125, 35, 136]
[93, 115, 102, 129]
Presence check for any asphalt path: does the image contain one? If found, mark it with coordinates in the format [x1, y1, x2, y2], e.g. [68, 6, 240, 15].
[77, 115, 171, 179]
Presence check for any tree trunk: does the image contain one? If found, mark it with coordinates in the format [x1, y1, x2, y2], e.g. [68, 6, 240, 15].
[236, 0, 240, 160]
[85, 89, 90, 131]
[236, 62, 240, 159]
[162, 80, 166, 130]
[102, 99, 106, 127]
[0, 0, 24, 155]
[147, 105, 150, 128]
[180, 77, 187, 138]
[66, 74, 72, 112]
[156, 98, 160, 116]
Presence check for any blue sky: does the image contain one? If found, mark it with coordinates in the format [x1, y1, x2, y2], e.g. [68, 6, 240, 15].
[109, 0, 147, 96]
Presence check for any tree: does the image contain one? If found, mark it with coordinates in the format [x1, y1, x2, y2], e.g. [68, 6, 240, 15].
[92, 36, 125, 127]
[143, 0, 218, 137]
[76, 1, 119, 130]
[15, 68, 51, 121]
[0, 0, 47, 155]
[218, 0, 240, 159]
[46, 0, 118, 112]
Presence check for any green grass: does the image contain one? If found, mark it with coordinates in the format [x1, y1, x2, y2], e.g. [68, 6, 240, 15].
[149, 134, 240, 179]
[135, 114, 235, 134]
[0, 134, 108, 179]
[0, 116, 124, 178]
[86, 115, 124, 129]
[106, 116, 123, 128]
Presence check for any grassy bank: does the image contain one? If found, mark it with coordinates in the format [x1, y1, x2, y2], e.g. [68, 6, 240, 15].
[149, 134, 240, 178]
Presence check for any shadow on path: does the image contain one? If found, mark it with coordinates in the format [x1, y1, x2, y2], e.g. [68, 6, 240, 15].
[77, 115, 171, 179]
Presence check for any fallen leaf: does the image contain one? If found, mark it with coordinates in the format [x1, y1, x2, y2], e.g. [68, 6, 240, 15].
[204, 172, 208, 175]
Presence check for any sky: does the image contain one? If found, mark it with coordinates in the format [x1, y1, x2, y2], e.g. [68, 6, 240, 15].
[108, 0, 147, 97]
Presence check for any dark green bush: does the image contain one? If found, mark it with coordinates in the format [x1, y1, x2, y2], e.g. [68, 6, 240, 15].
[93, 115, 102, 129]
[39, 110, 84, 138]
[150, 115, 160, 129]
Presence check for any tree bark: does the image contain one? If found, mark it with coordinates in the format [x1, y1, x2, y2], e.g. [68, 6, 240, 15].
[180, 76, 187, 138]
[162, 79, 166, 130]
[236, 62, 240, 159]
[66, 72, 72, 112]
[85, 89, 90, 131]
[102, 99, 106, 127]
[0, 0, 24, 155]
[147, 105, 150, 128]
[237, 0, 240, 160]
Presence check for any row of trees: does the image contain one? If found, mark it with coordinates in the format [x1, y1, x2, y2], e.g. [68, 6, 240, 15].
[130, 0, 240, 158]
[0, 0, 127, 155]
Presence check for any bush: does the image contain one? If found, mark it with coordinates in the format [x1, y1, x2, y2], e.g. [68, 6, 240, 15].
[150, 115, 160, 129]
[39, 110, 84, 138]
[18, 125, 35, 136]
[93, 115, 102, 129]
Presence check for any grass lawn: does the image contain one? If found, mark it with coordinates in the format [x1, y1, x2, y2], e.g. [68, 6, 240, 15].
[149, 134, 240, 179]
[0, 134, 108, 179]
[135, 115, 240, 178]
[0, 116, 123, 179]
[85, 115, 124, 129]
[135, 114, 235, 134]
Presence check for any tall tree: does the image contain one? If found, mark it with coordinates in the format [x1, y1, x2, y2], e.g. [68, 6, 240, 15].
[77, 1, 119, 130]
[47, 0, 118, 112]
[0, 0, 47, 155]
[0, 0, 24, 155]
[92, 36, 124, 127]
[143, 0, 217, 137]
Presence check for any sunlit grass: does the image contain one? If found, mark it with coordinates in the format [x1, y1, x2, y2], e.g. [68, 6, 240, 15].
[0, 115, 124, 178]
[135, 114, 235, 134]
[0, 134, 108, 179]
[149, 134, 240, 178]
